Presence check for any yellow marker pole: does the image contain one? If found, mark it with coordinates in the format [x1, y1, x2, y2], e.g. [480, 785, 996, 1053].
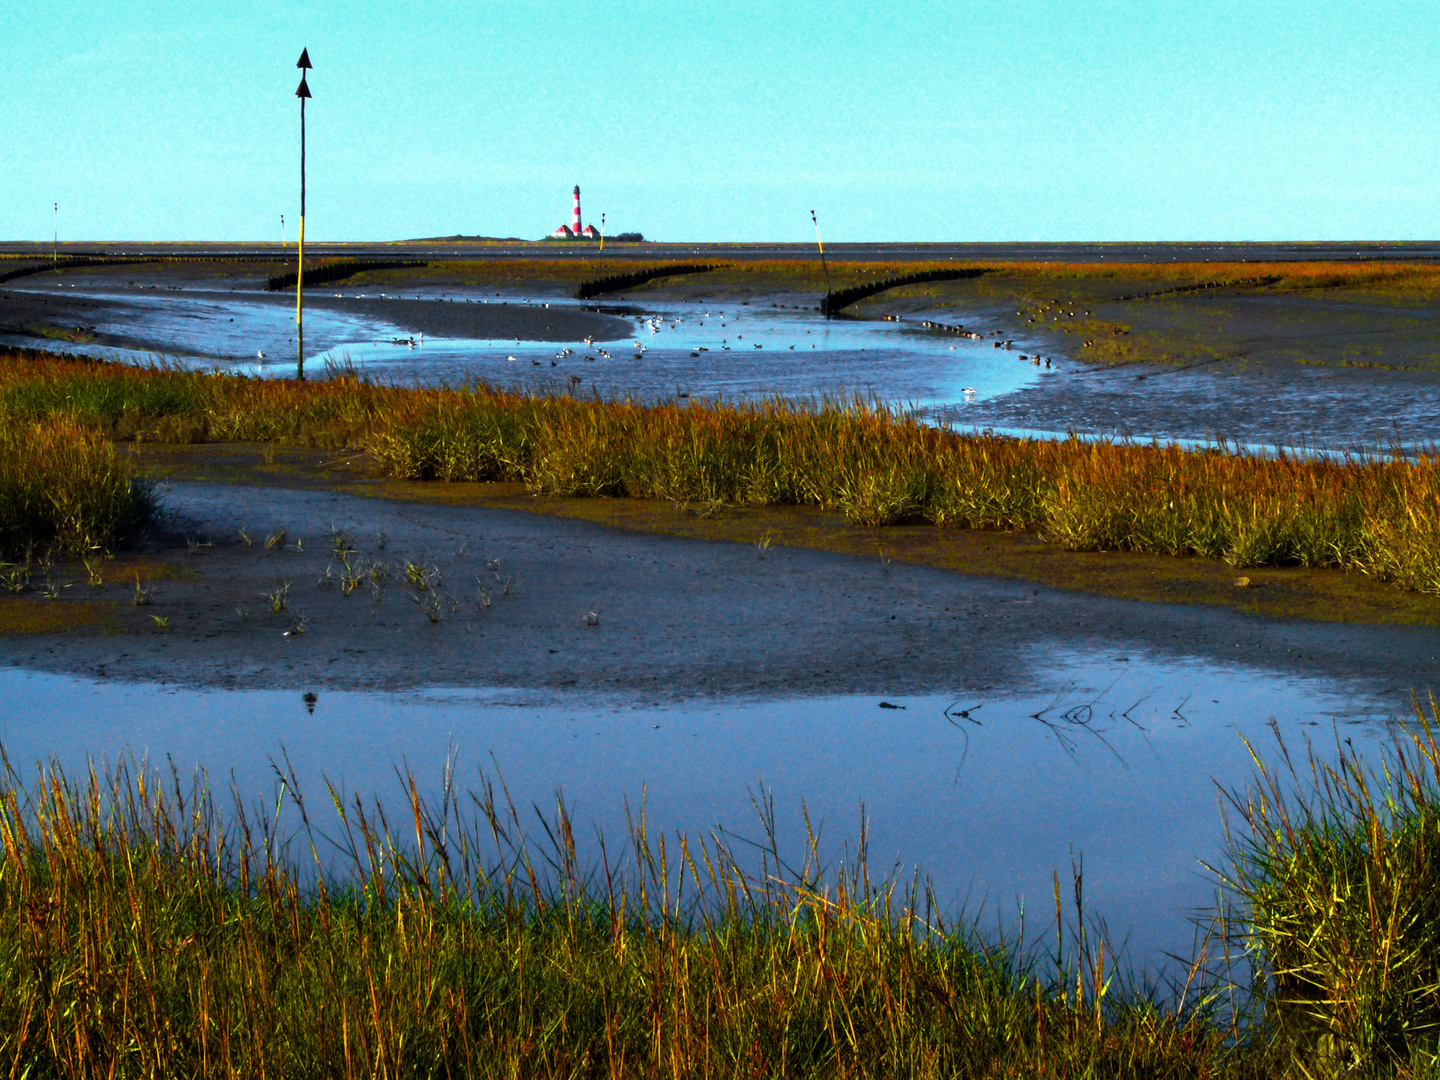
[295, 49, 312, 379]
[811, 209, 833, 313]
[599, 212, 605, 253]
[296, 213, 305, 377]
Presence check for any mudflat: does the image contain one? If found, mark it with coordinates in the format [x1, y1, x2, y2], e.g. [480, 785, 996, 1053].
[3, 480, 1436, 709]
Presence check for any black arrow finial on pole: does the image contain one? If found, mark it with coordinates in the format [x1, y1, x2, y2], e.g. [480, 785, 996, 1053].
[295, 48, 311, 379]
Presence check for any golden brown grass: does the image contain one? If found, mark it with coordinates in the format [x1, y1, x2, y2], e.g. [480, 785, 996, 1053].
[0, 754, 1268, 1078]
[5, 349, 1440, 594]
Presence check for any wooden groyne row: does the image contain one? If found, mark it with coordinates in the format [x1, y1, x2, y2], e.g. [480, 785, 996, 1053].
[1110, 275, 1283, 302]
[820, 267, 989, 315]
[265, 259, 429, 292]
[0, 257, 158, 285]
[574, 263, 724, 300]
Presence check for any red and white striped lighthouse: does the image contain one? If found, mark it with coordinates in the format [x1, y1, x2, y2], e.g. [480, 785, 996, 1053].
[572, 186, 582, 236]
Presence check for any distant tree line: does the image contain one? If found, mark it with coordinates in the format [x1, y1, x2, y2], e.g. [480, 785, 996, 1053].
[542, 233, 646, 244]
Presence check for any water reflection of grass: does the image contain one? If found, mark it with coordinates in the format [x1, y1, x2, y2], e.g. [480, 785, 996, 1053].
[5, 715, 1440, 1074]
[6, 347, 1440, 595]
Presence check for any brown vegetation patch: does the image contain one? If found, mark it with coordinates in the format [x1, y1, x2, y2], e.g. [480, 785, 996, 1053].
[0, 599, 118, 635]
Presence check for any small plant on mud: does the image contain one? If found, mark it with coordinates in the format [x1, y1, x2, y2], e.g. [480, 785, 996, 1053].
[283, 615, 309, 637]
[879, 547, 892, 575]
[493, 568, 521, 596]
[410, 590, 443, 623]
[367, 561, 388, 587]
[340, 559, 366, 596]
[475, 580, 492, 609]
[150, 615, 169, 631]
[582, 608, 600, 627]
[756, 531, 772, 559]
[236, 527, 253, 547]
[404, 562, 443, 592]
[265, 530, 287, 551]
[82, 556, 105, 587]
[0, 563, 29, 594]
[235, 604, 249, 620]
[317, 563, 335, 587]
[264, 582, 291, 614]
[131, 575, 151, 607]
[39, 578, 60, 600]
[328, 528, 356, 558]
[185, 536, 211, 555]
[373, 530, 390, 550]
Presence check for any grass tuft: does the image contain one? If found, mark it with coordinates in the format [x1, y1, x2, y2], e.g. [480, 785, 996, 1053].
[1222, 701, 1440, 1073]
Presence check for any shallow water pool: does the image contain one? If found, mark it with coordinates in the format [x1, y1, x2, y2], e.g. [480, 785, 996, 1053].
[0, 646, 1399, 969]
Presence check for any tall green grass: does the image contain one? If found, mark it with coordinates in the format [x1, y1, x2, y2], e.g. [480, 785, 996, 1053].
[0, 754, 1255, 1078]
[0, 414, 151, 559]
[5, 349, 1440, 593]
[1223, 704, 1440, 1073]
[11, 714, 1440, 1077]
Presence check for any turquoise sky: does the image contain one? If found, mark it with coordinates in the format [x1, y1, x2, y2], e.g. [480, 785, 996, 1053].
[3, 1, 1436, 242]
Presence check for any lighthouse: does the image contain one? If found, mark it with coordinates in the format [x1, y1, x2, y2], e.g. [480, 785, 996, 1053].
[549, 186, 603, 239]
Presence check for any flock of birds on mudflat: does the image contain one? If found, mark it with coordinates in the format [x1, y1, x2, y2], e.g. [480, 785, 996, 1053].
[281, 294, 1059, 403]
[491, 307, 1061, 404]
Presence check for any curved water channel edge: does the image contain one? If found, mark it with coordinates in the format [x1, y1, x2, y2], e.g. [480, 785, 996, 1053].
[6, 283, 1440, 970]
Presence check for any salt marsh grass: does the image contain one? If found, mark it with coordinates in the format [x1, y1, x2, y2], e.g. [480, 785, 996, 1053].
[0, 411, 150, 559]
[1221, 702, 1440, 1074]
[0, 753, 1268, 1079]
[7, 722, 1440, 1076]
[6, 349, 1440, 593]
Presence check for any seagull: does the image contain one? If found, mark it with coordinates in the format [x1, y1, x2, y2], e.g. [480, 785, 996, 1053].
[256, 350, 265, 358]
[506, 355, 518, 362]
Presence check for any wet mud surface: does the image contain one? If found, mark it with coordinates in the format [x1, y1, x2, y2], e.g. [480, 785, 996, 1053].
[0, 285, 633, 359]
[3, 482, 1437, 709]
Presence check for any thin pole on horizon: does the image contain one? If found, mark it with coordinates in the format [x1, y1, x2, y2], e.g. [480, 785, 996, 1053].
[53, 203, 58, 268]
[294, 48, 312, 380]
[281, 214, 286, 248]
[810, 210, 832, 312]
[599, 212, 605, 254]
